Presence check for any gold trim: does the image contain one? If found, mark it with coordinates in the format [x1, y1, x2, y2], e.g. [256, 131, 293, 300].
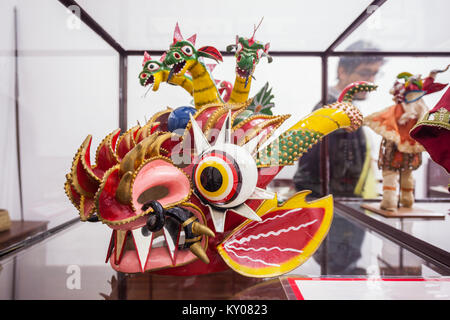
[116, 125, 139, 159]
[182, 103, 222, 140]
[237, 114, 290, 146]
[181, 215, 197, 228]
[70, 135, 100, 198]
[204, 101, 250, 139]
[64, 174, 80, 211]
[184, 236, 202, 243]
[95, 129, 120, 168]
[148, 107, 173, 124]
[94, 165, 121, 225]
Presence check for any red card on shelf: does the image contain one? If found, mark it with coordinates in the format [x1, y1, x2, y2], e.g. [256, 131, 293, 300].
[286, 277, 450, 300]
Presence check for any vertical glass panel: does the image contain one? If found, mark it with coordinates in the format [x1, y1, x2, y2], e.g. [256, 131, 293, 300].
[15, 0, 119, 228]
[0, 0, 21, 221]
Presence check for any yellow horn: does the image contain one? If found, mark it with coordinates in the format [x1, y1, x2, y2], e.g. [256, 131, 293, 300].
[119, 143, 144, 176]
[192, 222, 215, 238]
[288, 102, 361, 135]
[189, 242, 210, 264]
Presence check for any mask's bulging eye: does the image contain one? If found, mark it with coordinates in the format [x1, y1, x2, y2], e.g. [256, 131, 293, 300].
[181, 45, 193, 56]
[193, 150, 241, 206]
[192, 144, 258, 209]
[147, 62, 159, 72]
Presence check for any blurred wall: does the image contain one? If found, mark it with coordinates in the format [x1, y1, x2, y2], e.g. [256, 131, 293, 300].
[1, 0, 120, 228]
[0, 0, 21, 222]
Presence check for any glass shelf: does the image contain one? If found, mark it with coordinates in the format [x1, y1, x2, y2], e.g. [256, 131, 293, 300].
[1, 207, 448, 300]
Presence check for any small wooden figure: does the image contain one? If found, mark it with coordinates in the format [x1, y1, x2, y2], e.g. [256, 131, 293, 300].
[365, 66, 448, 211]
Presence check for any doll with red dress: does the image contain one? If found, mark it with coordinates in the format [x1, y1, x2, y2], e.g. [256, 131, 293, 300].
[365, 66, 448, 211]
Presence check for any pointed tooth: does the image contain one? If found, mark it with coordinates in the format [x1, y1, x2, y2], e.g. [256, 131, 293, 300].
[131, 228, 153, 272]
[215, 110, 232, 145]
[162, 222, 181, 265]
[207, 204, 227, 233]
[114, 230, 128, 265]
[105, 231, 115, 263]
[192, 222, 215, 238]
[189, 242, 210, 264]
[248, 187, 276, 200]
[230, 203, 262, 222]
[189, 113, 211, 155]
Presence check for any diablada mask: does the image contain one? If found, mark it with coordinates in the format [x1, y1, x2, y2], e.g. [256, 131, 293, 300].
[65, 80, 375, 277]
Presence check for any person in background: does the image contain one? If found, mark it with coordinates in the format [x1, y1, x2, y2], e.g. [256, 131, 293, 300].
[294, 40, 385, 275]
[294, 40, 385, 199]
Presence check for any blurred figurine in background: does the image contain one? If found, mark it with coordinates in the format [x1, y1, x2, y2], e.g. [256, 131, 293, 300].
[364, 66, 448, 211]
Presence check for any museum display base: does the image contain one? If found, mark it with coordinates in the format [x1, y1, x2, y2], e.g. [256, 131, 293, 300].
[361, 203, 446, 218]
[0, 221, 48, 252]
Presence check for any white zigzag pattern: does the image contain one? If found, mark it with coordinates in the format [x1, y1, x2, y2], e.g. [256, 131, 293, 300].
[233, 208, 303, 239]
[224, 244, 303, 253]
[226, 249, 281, 267]
[228, 219, 318, 246]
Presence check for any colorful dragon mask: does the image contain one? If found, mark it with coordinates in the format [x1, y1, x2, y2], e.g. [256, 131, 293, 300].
[65, 24, 376, 278]
[226, 18, 272, 100]
[139, 51, 194, 96]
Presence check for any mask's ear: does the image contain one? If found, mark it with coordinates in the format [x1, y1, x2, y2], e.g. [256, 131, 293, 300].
[198, 46, 223, 62]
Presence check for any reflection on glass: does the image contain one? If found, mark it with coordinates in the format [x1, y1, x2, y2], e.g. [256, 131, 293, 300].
[338, 0, 450, 52]
[294, 40, 385, 199]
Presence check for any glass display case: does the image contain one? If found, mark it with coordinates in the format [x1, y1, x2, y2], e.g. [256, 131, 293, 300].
[0, 205, 448, 300]
[1, 0, 449, 301]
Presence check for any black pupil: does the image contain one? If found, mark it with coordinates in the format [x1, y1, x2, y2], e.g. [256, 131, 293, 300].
[200, 166, 222, 192]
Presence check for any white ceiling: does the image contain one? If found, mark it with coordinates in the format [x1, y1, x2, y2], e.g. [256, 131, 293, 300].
[338, 0, 450, 52]
[75, 0, 374, 51]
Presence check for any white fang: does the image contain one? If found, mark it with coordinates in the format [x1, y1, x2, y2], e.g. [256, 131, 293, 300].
[163, 227, 179, 265]
[215, 110, 232, 145]
[131, 228, 153, 272]
[231, 203, 262, 222]
[207, 204, 227, 233]
[189, 113, 210, 155]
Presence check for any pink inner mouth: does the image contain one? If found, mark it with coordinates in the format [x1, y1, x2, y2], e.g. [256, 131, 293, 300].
[109, 206, 207, 273]
[107, 158, 204, 273]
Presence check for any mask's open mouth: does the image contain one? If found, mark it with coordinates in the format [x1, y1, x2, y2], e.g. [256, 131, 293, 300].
[236, 66, 252, 79]
[107, 204, 209, 273]
[173, 60, 186, 75]
[144, 75, 154, 86]
[236, 66, 255, 88]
